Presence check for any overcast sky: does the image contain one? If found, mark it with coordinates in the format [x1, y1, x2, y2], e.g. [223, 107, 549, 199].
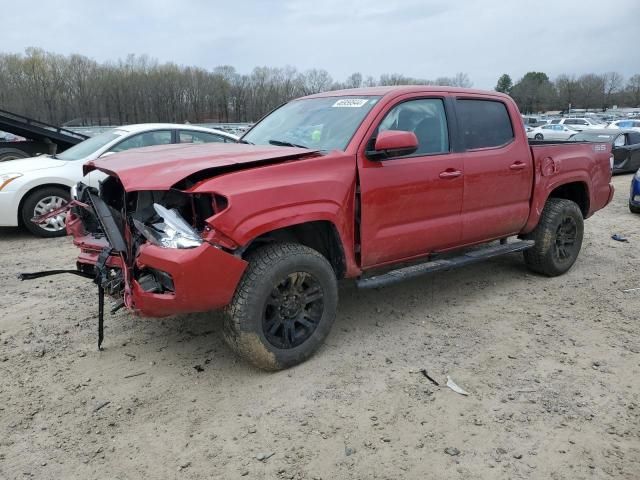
[3, 0, 639, 89]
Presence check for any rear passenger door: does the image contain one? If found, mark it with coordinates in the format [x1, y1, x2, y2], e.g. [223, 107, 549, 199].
[455, 97, 533, 245]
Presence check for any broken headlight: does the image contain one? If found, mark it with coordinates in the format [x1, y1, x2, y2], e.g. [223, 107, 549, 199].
[133, 203, 202, 249]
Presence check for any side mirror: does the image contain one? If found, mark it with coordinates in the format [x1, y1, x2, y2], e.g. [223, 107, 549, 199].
[367, 130, 418, 160]
[99, 151, 116, 158]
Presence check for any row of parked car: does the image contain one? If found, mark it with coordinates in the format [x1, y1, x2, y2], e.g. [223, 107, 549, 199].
[524, 117, 640, 213]
[526, 122, 640, 173]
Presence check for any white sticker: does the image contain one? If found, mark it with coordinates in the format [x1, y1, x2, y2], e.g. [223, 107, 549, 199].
[332, 98, 369, 108]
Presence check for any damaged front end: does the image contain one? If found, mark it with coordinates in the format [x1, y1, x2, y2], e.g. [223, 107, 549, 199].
[21, 175, 247, 349]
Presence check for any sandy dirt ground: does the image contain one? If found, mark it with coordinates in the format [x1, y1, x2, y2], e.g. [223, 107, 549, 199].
[0, 174, 639, 479]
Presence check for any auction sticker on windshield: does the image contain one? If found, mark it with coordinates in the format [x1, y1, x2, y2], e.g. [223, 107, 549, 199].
[332, 99, 369, 108]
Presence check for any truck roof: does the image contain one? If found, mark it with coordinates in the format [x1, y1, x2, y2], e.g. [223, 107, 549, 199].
[301, 86, 511, 101]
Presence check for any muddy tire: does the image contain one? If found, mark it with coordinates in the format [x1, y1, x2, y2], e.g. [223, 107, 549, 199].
[224, 243, 338, 370]
[523, 198, 584, 276]
[21, 186, 70, 238]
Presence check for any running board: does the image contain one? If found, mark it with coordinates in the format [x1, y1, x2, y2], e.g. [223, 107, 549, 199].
[356, 240, 535, 289]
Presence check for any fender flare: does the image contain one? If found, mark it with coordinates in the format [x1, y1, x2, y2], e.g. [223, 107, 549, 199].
[522, 173, 590, 234]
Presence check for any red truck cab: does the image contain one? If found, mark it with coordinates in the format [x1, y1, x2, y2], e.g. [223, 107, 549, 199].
[40, 86, 614, 369]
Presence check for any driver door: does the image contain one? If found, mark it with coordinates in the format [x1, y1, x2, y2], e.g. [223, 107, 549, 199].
[357, 96, 464, 267]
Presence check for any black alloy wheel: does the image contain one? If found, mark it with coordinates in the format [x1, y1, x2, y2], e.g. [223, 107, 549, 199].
[263, 272, 324, 349]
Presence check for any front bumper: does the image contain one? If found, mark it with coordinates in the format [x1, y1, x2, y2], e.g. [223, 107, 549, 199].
[69, 213, 248, 317]
[131, 242, 247, 317]
[0, 191, 19, 226]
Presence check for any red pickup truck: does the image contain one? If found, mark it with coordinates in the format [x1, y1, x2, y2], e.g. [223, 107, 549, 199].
[28, 86, 615, 370]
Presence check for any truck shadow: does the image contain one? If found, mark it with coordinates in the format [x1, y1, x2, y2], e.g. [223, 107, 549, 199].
[109, 251, 536, 373]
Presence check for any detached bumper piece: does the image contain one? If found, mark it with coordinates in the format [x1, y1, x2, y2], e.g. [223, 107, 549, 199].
[20, 191, 129, 351]
[18, 246, 118, 350]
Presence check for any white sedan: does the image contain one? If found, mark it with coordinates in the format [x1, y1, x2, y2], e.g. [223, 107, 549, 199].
[527, 124, 578, 141]
[0, 124, 237, 237]
[607, 119, 640, 132]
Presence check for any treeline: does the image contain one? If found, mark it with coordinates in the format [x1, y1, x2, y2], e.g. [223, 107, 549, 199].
[496, 72, 640, 114]
[3, 49, 636, 125]
[0, 48, 471, 126]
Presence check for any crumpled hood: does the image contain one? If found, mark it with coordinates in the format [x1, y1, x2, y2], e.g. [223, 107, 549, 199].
[84, 143, 319, 191]
[0, 155, 68, 174]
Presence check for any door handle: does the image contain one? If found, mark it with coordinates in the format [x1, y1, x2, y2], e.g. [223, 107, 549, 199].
[439, 169, 462, 179]
[509, 162, 527, 170]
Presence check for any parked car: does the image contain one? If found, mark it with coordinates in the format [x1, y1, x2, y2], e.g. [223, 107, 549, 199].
[25, 86, 614, 370]
[570, 129, 640, 173]
[550, 118, 604, 131]
[629, 169, 640, 213]
[607, 119, 640, 132]
[527, 124, 577, 141]
[0, 124, 237, 237]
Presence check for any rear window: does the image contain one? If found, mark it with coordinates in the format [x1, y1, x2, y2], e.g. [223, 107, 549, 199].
[456, 99, 514, 149]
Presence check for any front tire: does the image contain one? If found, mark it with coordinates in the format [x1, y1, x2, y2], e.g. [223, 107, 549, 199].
[630, 202, 640, 214]
[523, 198, 584, 276]
[21, 186, 70, 237]
[534, 133, 544, 140]
[224, 243, 338, 370]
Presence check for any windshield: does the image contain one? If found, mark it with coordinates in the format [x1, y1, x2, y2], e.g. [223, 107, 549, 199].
[56, 130, 124, 160]
[571, 132, 614, 142]
[242, 96, 381, 151]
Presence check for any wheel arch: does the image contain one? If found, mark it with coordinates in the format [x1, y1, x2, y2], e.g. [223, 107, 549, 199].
[241, 220, 348, 279]
[522, 177, 591, 234]
[547, 181, 590, 217]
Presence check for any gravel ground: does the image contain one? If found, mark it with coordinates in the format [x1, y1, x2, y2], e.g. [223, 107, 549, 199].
[0, 173, 638, 479]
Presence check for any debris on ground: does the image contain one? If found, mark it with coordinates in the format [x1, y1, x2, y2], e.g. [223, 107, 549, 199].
[444, 447, 460, 456]
[255, 452, 275, 462]
[446, 376, 470, 396]
[419, 369, 440, 386]
[93, 401, 110, 413]
[611, 234, 629, 242]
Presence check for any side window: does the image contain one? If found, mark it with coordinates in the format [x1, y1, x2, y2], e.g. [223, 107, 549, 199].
[179, 131, 226, 144]
[456, 99, 514, 149]
[377, 98, 449, 155]
[110, 130, 172, 153]
[628, 132, 640, 144]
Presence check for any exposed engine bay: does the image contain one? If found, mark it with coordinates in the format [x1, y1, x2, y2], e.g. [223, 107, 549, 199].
[73, 176, 226, 297]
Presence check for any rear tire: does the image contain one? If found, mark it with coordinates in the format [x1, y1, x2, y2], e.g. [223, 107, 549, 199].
[630, 202, 640, 214]
[20, 186, 70, 238]
[523, 198, 584, 276]
[0, 148, 29, 162]
[224, 243, 338, 370]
